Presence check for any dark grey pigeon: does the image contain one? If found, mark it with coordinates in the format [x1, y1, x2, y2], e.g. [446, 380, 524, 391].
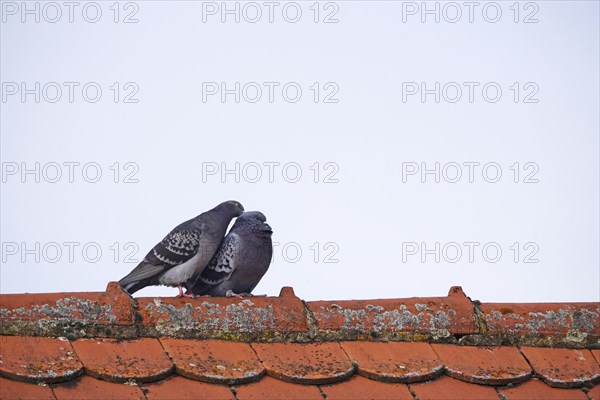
[186, 211, 273, 297]
[119, 200, 244, 297]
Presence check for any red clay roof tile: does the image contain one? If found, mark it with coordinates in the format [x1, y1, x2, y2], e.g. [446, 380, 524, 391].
[0, 377, 55, 400]
[52, 375, 145, 400]
[340, 341, 443, 383]
[321, 375, 413, 399]
[137, 289, 308, 340]
[307, 286, 477, 338]
[0, 336, 82, 383]
[592, 349, 600, 365]
[410, 375, 500, 400]
[143, 375, 235, 400]
[1, 285, 598, 399]
[160, 338, 264, 384]
[71, 338, 173, 383]
[588, 385, 600, 400]
[499, 379, 589, 400]
[521, 347, 600, 388]
[252, 342, 354, 384]
[480, 303, 600, 339]
[431, 344, 532, 385]
[0, 282, 136, 339]
[234, 375, 323, 400]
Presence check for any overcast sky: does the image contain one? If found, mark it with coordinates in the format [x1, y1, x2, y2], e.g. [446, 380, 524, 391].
[1, 1, 598, 302]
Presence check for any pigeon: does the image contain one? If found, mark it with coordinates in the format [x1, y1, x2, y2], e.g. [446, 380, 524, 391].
[186, 211, 273, 297]
[119, 200, 244, 297]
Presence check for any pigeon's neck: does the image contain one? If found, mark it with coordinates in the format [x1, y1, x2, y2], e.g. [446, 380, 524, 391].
[196, 211, 236, 233]
[246, 233, 271, 246]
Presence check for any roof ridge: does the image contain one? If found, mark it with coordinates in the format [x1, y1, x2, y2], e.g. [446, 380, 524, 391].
[0, 283, 598, 348]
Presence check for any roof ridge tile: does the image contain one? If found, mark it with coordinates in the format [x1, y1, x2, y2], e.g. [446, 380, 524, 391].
[1, 284, 598, 346]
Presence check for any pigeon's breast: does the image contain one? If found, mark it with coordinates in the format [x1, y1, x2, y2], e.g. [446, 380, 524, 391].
[158, 250, 205, 286]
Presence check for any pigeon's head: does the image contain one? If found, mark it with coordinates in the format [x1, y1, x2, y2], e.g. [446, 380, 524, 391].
[216, 200, 245, 217]
[235, 211, 273, 237]
[239, 211, 267, 223]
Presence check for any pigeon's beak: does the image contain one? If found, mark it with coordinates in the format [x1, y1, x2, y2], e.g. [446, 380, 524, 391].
[264, 223, 273, 234]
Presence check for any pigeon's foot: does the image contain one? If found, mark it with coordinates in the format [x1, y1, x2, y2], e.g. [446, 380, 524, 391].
[177, 286, 195, 299]
[225, 290, 244, 299]
[225, 291, 260, 298]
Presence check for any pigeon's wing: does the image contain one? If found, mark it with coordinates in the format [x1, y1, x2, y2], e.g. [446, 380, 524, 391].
[119, 228, 202, 293]
[146, 228, 203, 266]
[187, 233, 238, 295]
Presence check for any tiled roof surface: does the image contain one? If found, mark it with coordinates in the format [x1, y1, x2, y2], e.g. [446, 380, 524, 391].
[0, 283, 598, 399]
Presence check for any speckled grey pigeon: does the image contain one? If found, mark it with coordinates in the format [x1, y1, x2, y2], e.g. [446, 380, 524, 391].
[186, 211, 273, 297]
[119, 200, 244, 297]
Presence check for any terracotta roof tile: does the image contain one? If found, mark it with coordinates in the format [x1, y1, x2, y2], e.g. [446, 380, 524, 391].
[0, 282, 136, 339]
[409, 375, 500, 400]
[431, 344, 532, 385]
[0, 336, 82, 383]
[499, 379, 589, 400]
[321, 375, 413, 399]
[160, 338, 263, 384]
[137, 287, 308, 340]
[307, 286, 477, 339]
[143, 375, 235, 400]
[3, 283, 597, 346]
[0, 377, 55, 400]
[480, 303, 600, 345]
[521, 347, 600, 388]
[52, 375, 145, 400]
[1, 284, 598, 399]
[252, 342, 354, 384]
[588, 385, 600, 400]
[592, 349, 600, 365]
[235, 375, 323, 400]
[340, 341, 443, 383]
[71, 338, 173, 383]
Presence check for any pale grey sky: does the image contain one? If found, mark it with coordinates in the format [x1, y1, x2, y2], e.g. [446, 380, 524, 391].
[1, 1, 598, 302]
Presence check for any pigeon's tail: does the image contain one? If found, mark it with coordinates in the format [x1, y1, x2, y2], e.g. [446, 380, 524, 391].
[118, 261, 164, 294]
[119, 279, 147, 295]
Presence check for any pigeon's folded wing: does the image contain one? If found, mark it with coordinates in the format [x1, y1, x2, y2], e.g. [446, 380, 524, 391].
[147, 229, 202, 266]
[119, 229, 202, 290]
[187, 233, 238, 295]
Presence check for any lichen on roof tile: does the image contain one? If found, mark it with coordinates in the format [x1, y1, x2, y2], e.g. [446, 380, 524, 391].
[137, 294, 308, 340]
[0, 284, 599, 398]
